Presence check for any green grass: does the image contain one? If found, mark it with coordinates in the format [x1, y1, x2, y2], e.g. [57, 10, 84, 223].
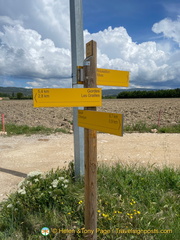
[3, 121, 180, 136]
[124, 121, 180, 133]
[0, 163, 179, 239]
[5, 124, 68, 136]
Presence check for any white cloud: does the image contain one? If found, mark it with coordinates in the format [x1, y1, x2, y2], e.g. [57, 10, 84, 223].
[0, 25, 71, 80]
[84, 26, 179, 87]
[0, 16, 23, 26]
[0, 0, 70, 49]
[27, 77, 72, 88]
[152, 16, 180, 46]
[0, 0, 179, 89]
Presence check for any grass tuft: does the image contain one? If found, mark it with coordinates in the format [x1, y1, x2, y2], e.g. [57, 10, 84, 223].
[2, 121, 180, 136]
[5, 124, 68, 136]
[124, 121, 180, 133]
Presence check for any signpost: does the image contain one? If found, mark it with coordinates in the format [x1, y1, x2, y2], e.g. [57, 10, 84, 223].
[83, 40, 98, 240]
[33, 39, 130, 240]
[33, 88, 102, 107]
[78, 110, 123, 136]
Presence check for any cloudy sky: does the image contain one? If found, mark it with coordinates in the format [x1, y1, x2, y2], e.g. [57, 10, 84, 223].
[0, 0, 180, 89]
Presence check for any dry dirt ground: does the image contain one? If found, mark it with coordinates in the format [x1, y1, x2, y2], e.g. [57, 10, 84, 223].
[0, 98, 180, 129]
[0, 99, 180, 202]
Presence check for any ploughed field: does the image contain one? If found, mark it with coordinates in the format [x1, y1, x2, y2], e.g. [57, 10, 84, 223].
[0, 98, 179, 130]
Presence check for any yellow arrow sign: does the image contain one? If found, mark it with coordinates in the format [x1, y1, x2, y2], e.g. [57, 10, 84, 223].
[77, 67, 129, 87]
[97, 68, 129, 87]
[33, 88, 102, 107]
[78, 110, 123, 136]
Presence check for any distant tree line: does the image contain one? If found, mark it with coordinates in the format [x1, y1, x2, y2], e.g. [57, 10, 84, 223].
[0, 92, 32, 99]
[0, 92, 10, 98]
[117, 88, 180, 98]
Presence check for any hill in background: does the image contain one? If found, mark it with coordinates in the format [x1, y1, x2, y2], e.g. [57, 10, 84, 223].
[0, 87, 32, 97]
[0, 86, 158, 97]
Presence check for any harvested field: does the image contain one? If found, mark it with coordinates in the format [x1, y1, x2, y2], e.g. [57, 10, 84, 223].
[0, 98, 179, 129]
[0, 98, 180, 201]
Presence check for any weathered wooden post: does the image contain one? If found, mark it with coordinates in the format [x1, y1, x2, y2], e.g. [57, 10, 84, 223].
[84, 40, 97, 240]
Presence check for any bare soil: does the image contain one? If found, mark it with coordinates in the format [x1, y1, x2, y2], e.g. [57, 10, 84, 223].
[0, 98, 180, 129]
[0, 99, 180, 202]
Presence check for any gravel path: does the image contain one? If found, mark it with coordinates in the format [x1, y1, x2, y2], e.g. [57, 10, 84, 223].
[0, 132, 179, 202]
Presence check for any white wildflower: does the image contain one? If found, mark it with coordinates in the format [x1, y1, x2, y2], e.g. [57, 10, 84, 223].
[27, 171, 42, 178]
[64, 179, 69, 183]
[7, 204, 13, 208]
[59, 177, 65, 181]
[63, 185, 68, 188]
[18, 180, 24, 189]
[34, 179, 39, 182]
[52, 179, 59, 188]
[18, 188, 26, 195]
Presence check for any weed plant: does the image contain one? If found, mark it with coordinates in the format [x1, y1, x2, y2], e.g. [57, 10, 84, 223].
[0, 163, 179, 240]
[5, 124, 68, 136]
[4, 122, 180, 136]
[124, 121, 180, 133]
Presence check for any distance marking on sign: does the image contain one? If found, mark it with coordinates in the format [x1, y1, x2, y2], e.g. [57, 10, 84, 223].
[78, 110, 123, 136]
[33, 88, 102, 107]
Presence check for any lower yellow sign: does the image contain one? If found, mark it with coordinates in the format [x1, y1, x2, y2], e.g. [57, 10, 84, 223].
[97, 68, 129, 87]
[78, 110, 123, 136]
[33, 88, 102, 107]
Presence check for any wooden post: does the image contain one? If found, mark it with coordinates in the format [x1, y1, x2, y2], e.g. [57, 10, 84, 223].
[84, 40, 97, 240]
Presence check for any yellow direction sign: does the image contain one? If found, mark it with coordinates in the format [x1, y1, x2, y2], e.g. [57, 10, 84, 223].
[77, 67, 129, 87]
[33, 88, 102, 107]
[97, 68, 129, 87]
[78, 110, 123, 136]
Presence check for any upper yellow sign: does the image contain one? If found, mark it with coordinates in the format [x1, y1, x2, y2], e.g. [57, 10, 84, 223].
[33, 88, 102, 107]
[78, 110, 123, 136]
[97, 68, 129, 87]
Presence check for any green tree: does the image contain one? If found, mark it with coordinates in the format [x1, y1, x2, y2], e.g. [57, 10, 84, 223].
[17, 92, 24, 99]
